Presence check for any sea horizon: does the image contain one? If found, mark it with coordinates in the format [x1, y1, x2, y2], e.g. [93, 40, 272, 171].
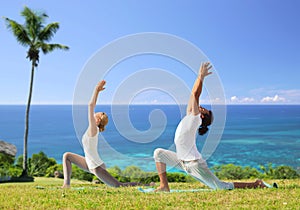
[1, 103, 300, 106]
[1, 104, 299, 172]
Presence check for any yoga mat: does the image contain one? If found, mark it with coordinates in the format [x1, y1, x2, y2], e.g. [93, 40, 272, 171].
[138, 181, 278, 193]
[35, 186, 99, 190]
[138, 187, 212, 193]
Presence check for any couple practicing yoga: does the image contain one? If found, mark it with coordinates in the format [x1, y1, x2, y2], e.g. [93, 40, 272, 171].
[62, 62, 269, 190]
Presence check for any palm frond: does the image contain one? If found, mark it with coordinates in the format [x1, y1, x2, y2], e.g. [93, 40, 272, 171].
[21, 6, 48, 24]
[5, 6, 69, 59]
[21, 6, 47, 41]
[3, 17, 31, 47]
[39, 43, 69, 54]
[38, 22, 60, 42]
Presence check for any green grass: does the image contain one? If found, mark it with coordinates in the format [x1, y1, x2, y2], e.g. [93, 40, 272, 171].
[0, 178, 299, 209]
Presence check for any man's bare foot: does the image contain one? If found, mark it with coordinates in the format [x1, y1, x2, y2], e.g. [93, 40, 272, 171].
[154, 186, 170, 192]
[255, 179, 267, 188]
[61, 184, 70, 189]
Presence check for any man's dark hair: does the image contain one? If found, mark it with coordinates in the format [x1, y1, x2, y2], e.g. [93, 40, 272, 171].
[198, 110, 213, 136]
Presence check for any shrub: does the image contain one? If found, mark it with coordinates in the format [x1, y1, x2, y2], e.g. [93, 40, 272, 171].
[100, 165, 188, 184]
[71, 165, 94, 181]
[10, 151, 300, 182]
[260, 163, 275, 178]
[167, 172, 188, 182]
[212, 164, 261, 180]
[15, 155, 23, 168]
[8, 167, 22, 177]
[259, 163, 299, 179]
[107, 166, 122, 180]
[28, 151, 57, 177]
[272, 166, 299, 179]
[0, 153, 15, 177]
[0, 153, 15, 167]
[122, 165, 147, 182]
[45, 164, 63, 178]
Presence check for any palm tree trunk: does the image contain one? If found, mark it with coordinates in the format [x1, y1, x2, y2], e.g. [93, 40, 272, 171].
[21, 61, 35, 177]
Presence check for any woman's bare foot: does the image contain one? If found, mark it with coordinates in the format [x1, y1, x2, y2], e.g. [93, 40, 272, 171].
[61, 184, 70, 189]
[154, 186, 170, 192]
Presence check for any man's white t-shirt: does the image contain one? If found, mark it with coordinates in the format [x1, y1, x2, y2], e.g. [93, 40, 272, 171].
[174, 113, 202, 161]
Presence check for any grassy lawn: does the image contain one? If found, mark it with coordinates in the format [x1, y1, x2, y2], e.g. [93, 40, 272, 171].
[0, 178, 299, 209]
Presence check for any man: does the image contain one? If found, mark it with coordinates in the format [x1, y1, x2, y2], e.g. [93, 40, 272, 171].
[153, 62, 268, 191]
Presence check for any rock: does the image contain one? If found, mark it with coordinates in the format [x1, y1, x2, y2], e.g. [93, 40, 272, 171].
[0, 140, 17, 157]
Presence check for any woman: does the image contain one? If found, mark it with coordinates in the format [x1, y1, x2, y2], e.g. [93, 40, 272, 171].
[153, 62, 269, 192]
[62, 80, 147, 188]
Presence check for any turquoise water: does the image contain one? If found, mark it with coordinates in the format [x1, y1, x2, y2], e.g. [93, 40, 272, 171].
[0, 105, 299, 172]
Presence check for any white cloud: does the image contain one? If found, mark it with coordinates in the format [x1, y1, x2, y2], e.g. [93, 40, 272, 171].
[249, 88, 300, 104]
[230, 96, 238, 102]
[278, 89, 300, 100]
[241, 97, 255, 103]
[261, 94, 285, 103]
[228, 88, 300, 104]
[230, 96, 255, 104]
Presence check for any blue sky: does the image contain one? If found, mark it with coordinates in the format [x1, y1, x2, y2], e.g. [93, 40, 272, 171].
[1, 0, 299, 105]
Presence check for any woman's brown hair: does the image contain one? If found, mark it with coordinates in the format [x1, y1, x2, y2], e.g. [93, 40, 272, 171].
[98, 114, 108, 132]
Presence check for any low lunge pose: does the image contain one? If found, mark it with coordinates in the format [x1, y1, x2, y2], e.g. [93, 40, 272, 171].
[62, 80, 145, 188]
[154, 62, 269, 192]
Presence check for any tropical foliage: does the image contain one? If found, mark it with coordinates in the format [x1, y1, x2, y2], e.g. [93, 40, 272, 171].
[1, 152, 299, 183]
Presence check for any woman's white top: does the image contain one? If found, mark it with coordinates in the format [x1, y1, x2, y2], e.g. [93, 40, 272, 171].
[82, 129, 104, 170]
[174, 113, 202, 161]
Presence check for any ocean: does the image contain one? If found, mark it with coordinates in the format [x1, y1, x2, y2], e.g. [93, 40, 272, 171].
[0, 105, 299, 172]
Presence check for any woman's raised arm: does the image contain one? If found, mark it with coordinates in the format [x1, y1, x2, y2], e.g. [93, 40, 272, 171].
[87, 80, 106, 136]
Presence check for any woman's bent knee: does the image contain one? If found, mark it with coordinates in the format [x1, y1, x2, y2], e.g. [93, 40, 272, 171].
[62, 152, 72, 161]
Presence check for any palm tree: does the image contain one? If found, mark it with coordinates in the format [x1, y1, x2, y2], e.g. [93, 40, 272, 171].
[4, 6, 69, 178]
